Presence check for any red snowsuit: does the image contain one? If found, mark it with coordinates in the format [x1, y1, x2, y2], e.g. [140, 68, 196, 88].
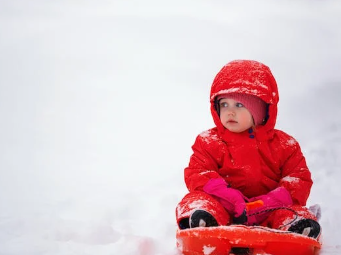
[176, 60, 317, 229]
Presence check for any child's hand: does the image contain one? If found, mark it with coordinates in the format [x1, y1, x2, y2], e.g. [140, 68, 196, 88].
[203, 178, 247, 223]
[246, 187, 293, 226]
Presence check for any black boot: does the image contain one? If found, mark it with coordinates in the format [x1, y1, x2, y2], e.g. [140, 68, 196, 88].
[178, 218, 190, 229]
[288, 219, 321, 238]
[189, 209, 218, 228]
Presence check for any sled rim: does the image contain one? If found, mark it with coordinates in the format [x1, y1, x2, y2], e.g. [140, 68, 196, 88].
[177, 225, 321, 247]
[176, 225, 321, 255]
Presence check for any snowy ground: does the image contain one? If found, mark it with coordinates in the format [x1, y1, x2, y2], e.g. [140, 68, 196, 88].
[1, 0, 341, 254]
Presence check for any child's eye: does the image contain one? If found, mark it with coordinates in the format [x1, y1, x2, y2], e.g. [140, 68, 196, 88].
[220, 102, 228, 108]
[236, 103, 244, 108]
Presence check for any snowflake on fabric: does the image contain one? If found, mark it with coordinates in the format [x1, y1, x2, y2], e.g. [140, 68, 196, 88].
[281, 176, 300, 184]
[230, 79, 269, 90]
[286, 138, 297, 146]
[210, 87, 268, 100]
[199, 170, 216, 176]
[188, 200, 207, 209]
[199, 130, 220, 144]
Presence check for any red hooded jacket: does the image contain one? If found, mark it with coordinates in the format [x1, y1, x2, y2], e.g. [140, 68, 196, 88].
[184, 60, 312, 205]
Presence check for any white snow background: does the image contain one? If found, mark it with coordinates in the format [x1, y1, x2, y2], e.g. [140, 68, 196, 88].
[1, 0, 341, 254]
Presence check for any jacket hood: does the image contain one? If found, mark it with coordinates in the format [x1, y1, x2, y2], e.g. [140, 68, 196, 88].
[210, 60, 279, 140]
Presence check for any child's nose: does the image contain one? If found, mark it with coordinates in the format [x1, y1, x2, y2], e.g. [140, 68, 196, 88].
[227, 109, 235, 115]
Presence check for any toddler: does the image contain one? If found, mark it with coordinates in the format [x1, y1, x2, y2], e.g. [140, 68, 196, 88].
[176, 60, 321, 239]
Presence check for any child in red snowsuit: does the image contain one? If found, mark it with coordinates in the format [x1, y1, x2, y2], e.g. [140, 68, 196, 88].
[176, 60, 321, 238]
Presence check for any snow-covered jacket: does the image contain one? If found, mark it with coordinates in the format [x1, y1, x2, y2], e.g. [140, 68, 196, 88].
[184, 60, 312, 205]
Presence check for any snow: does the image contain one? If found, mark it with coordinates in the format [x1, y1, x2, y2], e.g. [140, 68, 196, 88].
[281, 176, 300, 184]
[199, 130, 220, 144]
[0, 0, 341, 254]
[203, 245, 216, 255]
[211, 88, 268, 101]
[286, 138, 297, 146]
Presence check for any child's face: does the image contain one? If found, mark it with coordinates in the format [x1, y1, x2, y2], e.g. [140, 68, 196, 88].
[219, 98, 254, 133]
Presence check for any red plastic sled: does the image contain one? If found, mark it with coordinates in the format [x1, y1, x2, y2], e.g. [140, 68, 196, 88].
[176, 225, 321, 255]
